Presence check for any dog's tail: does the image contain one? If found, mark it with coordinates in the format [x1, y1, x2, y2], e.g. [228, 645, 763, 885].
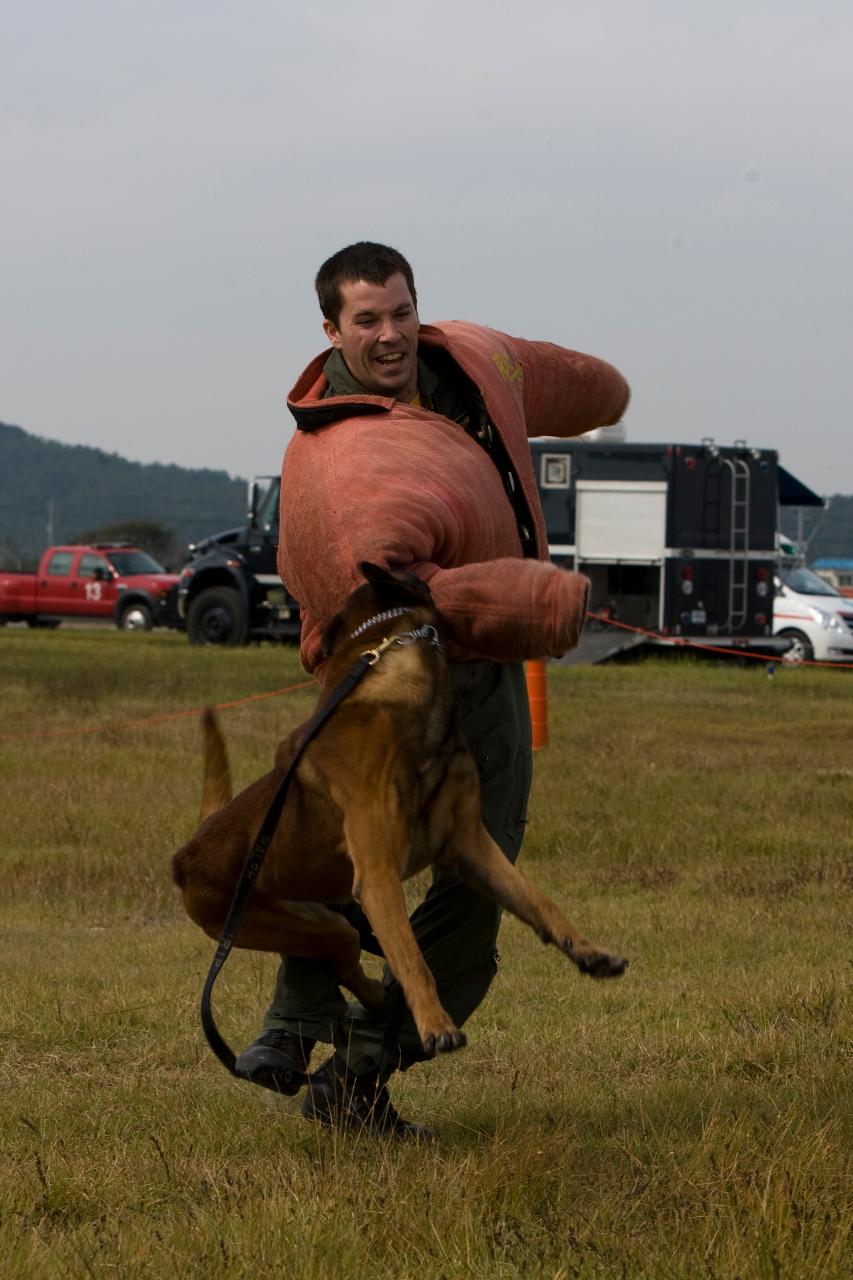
[200, 707, 233, 822]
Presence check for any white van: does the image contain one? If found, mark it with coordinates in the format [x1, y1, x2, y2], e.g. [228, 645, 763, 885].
[773, 566, 853, 663]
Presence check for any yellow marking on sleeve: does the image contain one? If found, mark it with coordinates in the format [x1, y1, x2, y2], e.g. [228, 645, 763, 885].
[492, 352, 524, 387]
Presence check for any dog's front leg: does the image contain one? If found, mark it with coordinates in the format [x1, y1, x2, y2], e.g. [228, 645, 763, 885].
[344, 815, 467, 1057]
[447, 804, 627, 979]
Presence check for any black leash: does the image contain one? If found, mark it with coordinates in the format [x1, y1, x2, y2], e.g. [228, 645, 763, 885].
[200, 652, 375, 1076]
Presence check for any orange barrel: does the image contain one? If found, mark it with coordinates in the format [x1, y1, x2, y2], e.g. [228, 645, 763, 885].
[525, 659, 549, 750]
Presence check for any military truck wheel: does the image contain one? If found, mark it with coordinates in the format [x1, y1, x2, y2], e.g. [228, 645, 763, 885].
[187, 587, 249, 646]
[118, 602, 153, 631]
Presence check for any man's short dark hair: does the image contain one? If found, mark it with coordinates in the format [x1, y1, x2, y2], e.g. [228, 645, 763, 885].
[315, 242, 418, 325]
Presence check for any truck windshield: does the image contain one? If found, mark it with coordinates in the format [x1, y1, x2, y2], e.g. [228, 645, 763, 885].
[253, 478, 280, 533]
[779, 567, 840, 597]
[106, 551, 166, 576]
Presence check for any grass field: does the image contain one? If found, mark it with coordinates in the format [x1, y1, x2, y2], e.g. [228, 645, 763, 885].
[2, 629, 851, 1279]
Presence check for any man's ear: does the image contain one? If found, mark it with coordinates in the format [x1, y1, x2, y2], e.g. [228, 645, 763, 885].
[323, 317, 342, 349]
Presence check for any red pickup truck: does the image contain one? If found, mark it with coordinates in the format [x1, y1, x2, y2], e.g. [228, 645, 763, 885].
[0, 544, 180, 631]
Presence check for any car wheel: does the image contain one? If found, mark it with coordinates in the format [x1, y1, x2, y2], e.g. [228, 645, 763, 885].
[118, 603, 153, 631]
[778, 629, 814, 664]
[187, 586, 248, 646]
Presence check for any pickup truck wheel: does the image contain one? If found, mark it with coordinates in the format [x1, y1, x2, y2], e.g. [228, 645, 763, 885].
[27, 617, 61, 630]
[187, 587, 248, 646]
[778, 628, 814, 664]
[118, 603, 153, 631]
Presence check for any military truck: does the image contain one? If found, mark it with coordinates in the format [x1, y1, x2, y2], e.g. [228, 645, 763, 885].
[176, 477, 300, 646]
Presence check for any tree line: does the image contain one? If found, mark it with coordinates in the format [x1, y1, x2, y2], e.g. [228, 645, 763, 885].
[2, 418, 852, 571]
[0, 421, 250, 569]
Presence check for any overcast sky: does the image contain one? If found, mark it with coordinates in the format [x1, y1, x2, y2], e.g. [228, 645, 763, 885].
[2, 1, 851, 495]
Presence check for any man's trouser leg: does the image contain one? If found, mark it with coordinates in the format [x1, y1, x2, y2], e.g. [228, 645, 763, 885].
[260, 660, 533, 1072]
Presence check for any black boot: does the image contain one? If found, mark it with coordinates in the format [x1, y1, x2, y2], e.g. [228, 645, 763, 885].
[234, 1029, 315, 1095]
[302, 1053, 436, 1141]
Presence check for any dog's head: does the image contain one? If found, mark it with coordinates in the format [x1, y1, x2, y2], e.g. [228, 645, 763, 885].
[320, 561, 436, 658]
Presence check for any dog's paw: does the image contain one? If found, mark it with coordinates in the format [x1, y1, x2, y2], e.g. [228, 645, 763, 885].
[577, 949, 628, 979]
[421, 1028, 467, 1056]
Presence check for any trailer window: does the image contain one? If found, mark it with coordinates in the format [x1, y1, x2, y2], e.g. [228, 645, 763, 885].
[540, 454, 571, 489]
[47, 552, 73, 576]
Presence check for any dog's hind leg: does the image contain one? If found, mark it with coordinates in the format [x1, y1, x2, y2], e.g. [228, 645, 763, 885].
[192, 892, 387, 1010]
[343, 812, 467, 1057]
[445, 791, 627, 979]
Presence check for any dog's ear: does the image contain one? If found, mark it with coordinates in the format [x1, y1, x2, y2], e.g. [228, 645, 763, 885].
[358, 561, 432, 603]
[359, 561, 395, 587]
[320, 608, 347, 659]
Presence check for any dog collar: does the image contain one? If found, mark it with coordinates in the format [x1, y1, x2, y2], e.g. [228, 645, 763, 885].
[350, 608, 445, 666]
[349, 607, 411, 641]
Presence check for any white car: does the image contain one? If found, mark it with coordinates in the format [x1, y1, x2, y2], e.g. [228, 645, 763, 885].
[773, 566, 853, 663]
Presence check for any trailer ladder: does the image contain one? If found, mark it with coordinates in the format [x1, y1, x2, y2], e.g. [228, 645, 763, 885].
[720, 455, 751, 630]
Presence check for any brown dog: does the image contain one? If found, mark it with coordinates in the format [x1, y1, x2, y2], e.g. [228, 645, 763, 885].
[172, 563, 626, 1058]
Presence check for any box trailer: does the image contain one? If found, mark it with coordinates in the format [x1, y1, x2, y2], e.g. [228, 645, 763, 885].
[530, 439, 823, 656]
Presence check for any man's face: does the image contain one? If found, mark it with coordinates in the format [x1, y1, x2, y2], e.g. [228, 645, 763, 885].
[323, 272, 420, 401]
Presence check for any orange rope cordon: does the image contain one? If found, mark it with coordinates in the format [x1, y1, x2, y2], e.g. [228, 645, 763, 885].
[584, 612, 853, 669]
[5, 613, 849, 748]
[0, 679, 317, 743]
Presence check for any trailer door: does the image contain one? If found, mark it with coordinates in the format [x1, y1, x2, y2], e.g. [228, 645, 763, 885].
[575, 480, 668, 629]
[576, 481, 668, 562]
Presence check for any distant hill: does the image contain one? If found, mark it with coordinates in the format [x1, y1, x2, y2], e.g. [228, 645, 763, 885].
[0, 421, 250, 565]
[780, 494, 853, 560]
